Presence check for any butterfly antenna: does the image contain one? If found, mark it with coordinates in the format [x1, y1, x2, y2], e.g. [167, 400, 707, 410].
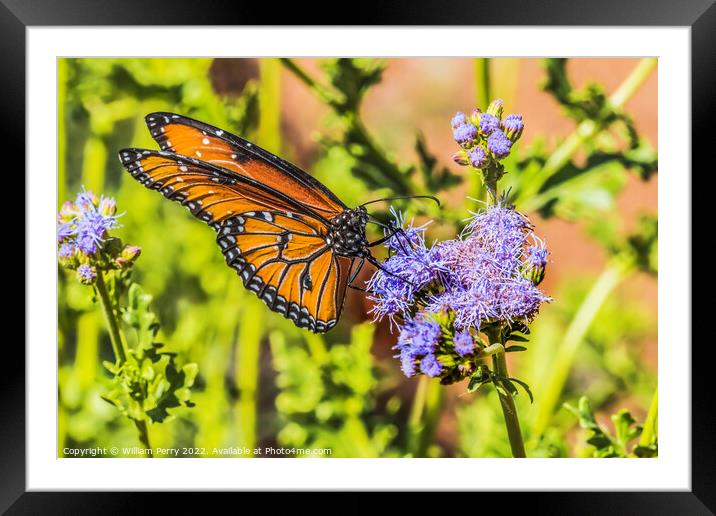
[361, 195, 441, 208]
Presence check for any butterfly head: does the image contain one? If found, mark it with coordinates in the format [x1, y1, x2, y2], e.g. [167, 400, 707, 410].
[329, 207, 369, 257]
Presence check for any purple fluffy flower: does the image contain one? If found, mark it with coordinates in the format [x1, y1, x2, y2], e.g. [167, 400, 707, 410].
[419, 353, 443, 378]
[453, 123, 478, 146]
[384, 207, 430, 252]
[467, 146, 489, 169]
[453, 330, 475, 356]
[487, 130, 513, 158]
[75, 210, 118, 255]
[451, 111, 469, 129]
[478, 114, 500, 135]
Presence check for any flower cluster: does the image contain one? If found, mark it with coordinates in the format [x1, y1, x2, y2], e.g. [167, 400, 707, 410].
[57, 187, 140, 284]
[368, 201, 550, 382]
[451, 99, 524, 186]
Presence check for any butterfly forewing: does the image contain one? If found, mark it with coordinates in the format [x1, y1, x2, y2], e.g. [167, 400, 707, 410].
[144, 112, 346, 220]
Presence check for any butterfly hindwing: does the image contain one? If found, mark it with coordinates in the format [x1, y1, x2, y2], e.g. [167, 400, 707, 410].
[118, 147, 353, 332]
[218, 212, 353, 332]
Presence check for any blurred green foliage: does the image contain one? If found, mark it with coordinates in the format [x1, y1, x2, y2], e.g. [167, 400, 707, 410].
[58, 57, 657, 458]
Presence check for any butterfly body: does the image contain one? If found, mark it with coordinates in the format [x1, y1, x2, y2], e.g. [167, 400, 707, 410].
[328, 207, 369, 257]
[118, 112, 374, 333]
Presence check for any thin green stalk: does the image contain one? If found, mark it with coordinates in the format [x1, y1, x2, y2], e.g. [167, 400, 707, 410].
[280, 58, 411, 195]
[532, 262, 628, 437]
[475, 58, 491, 111]
[258, 58, 282, 154]
[639, 388, 658, 446]
[95, 271, 152, 453]
[407, 376, 428, 454]
[95, 271, 127, 365]
[235, 299, 263, 456]
[58, 58, 68, 207]
[486, 329, 527, 458]
[407, 376, 443, 457]
[470, 58, 492, 203]
[519, 58, 657, 211]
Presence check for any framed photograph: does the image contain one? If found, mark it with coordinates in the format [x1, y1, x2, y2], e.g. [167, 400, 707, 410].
[8, 0, 709, 511]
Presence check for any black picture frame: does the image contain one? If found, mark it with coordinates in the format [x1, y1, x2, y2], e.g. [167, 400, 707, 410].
[6, 0, 709, 512]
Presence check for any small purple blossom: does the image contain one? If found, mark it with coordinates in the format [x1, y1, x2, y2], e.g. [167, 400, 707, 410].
[394, 318, 443, 378]
[451, 111, 469, 129]
[527, 243, 549, 268]
[58, 243, 75, 258]
[400, 350, 418, 377]
[419, 353, 443, 378]
[57, 222, 74, 243]
[453, 123, 478, 146]
[467, 146, 488, 169]
[74, 187, 98, 211]
[487, 130, 513, 158]
[76, 264, 96, 284]
[478, 114, 500, 135]
[453, 330, 475, 356]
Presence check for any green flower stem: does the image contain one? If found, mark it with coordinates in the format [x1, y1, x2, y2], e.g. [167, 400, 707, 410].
[475, 58, 491, 113]
[280, 58, 411, 195]
[639, 388, 658, 446]
[258, 58, 282, 154]
[407, 375, 428, 453]
[470, 58, 491, 202]
[95, 270, 128, 365]
[491, 348, 527, 458]
[58, 58, 68, 207]
[532, 261, 628, 437]
[235, 300, 263, 456]
[407, 376, 443, 457]
[519, 58, 657, 211]
[95, 270, 152, 453]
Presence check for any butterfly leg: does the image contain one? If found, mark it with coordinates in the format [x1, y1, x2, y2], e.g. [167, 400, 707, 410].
[366, 254, 418, 288]
[367, 226, 413, 255]
[347, 257, 367, 291]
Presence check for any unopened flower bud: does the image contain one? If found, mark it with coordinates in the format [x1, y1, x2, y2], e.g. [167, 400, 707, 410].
[502, 114, 524, 142]
[486, 98, 504, 119]
[58, 201, 80, 223]
[452, 150, 470, 166]
[119, 245, 142, 264]
[98, 196, 117, 216]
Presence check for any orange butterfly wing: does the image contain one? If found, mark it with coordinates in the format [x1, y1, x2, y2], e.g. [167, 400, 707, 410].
[144, 112, 346, 220]
[118, 148, 353, 332]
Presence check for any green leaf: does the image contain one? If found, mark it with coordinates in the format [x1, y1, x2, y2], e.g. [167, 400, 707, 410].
[507, 377, 534, 404]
